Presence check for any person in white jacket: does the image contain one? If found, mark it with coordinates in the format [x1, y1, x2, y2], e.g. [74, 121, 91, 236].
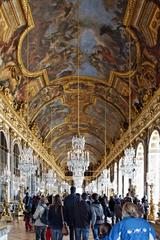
[33, 196, 48, 240]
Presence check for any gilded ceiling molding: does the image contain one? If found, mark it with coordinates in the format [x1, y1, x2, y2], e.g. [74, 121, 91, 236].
[0, 0, 26, 43]
[124, 0, 160, 47]
[94, 87, 160, 177]
[0, 89, 65, 179]
[123, 0, 141, 26]
[17, 0, 48, 84]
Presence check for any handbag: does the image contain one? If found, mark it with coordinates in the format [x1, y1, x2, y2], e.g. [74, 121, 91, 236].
[61, 206, 69, 236]
[62, 223, 69, 236]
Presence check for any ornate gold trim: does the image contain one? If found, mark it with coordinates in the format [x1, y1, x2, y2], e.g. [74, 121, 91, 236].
[94, 87, 160, 177]
[0, 90, 65, 179]
[17, 0, 48, 84]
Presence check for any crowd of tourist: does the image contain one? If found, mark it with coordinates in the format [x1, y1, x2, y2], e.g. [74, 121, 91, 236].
[22, 186, 157, 240]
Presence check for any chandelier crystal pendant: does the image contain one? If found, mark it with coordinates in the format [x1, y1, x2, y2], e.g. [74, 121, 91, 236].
[18, 147, 37, 174]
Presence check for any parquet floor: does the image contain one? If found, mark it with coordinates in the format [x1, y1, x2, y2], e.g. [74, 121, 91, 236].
[7, 220, 160, 240]
[8, 221, 35, 240]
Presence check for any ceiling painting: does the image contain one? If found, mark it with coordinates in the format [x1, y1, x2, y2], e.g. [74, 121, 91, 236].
[85, 98, 125, 137]
[34, 98, 70, 138]
[21, 0, 137, 81]
[45, 123, 105, 145]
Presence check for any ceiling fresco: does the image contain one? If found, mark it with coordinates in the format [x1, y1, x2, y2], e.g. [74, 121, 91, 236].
[21, 0, 137, 81]
[1, 0, 160, 179]
[34, 98, 70, 138]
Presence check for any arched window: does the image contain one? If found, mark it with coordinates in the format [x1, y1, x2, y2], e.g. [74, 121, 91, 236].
[148, 130, 160, 214]
[0, 131, 8, 174]
[135, 142, 144, 199]
[13, 144, 20, 177]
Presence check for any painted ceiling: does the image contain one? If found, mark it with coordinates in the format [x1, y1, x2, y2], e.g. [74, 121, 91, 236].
[22, 0, 133, 80]
[0, 0, 160, 178]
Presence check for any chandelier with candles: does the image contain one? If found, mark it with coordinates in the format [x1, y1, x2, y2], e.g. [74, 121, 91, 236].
[18, 147, 37, 175]
[67, 135, 89, 187]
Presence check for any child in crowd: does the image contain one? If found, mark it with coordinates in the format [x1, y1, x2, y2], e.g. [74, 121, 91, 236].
[23, 206, 32, 232]
[100, 223, 112, 240]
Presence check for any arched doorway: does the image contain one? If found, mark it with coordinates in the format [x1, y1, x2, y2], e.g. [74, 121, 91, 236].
[0, 131, 8, 201]
[148, 130, 160, 215]
[135, 142, 144, 199]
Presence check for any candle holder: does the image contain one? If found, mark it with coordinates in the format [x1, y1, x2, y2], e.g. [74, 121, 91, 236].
[148, 183, 155, 222]
[156, 197, 160, 224]
[1, 182, 12, 222]
[18, 185, 24, 216]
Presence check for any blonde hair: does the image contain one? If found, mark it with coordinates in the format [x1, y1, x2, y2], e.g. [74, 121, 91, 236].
[122, 202, 139, 218]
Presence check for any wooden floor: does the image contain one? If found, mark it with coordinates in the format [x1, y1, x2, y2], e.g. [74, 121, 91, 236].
[7, 220, 160, 240]
[8, 221, 35, 240]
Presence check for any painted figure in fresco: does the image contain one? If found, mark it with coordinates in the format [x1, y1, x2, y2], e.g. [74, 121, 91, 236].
[0, 62, 22, 92]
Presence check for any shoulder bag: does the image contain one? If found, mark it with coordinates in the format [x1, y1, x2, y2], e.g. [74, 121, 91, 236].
[61, 206, 69, 236]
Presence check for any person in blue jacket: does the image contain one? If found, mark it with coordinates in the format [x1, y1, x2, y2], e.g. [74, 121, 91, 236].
[109, 202, 156, 240]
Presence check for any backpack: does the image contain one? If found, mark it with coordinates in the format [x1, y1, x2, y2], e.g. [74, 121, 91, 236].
[40, 206, 48, 225]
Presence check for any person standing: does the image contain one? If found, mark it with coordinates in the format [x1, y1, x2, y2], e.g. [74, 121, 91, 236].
[23, 206, 32, 231]
[64, 186, 77, 240]
[142, 195, 149, 219]
[108, 196, 115, 225]
[48, 194, 64, 240]
[23, 192, 32, 209]
[91, 193, 104, 240]
[33, 196, 48, 240]
[74, 192, 92, 240]
[109, 202, 156, 240]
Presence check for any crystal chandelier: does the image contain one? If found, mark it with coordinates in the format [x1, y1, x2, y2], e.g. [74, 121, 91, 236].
[18, 147, 37, 174]
[120, 146, 137, 177]
[67, 135, 89, 174]
[46, 170, 56, 185]
[0, 167, 11, 183]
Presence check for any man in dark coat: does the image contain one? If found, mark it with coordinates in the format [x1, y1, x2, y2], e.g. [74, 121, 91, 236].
[74, 192, 92, 240]
[64, 186, 77, 240]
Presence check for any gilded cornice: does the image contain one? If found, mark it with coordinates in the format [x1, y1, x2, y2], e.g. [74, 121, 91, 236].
[94, 87, 160, 177]
[0, 90, 65, 180]
[124, 0, 160, 47]
[123, 0, 140, 26]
